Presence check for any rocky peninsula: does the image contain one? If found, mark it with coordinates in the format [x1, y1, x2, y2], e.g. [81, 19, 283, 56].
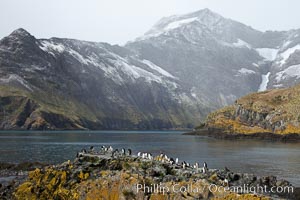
[0, 146, 299, 200]
[186, 84, 300, 142]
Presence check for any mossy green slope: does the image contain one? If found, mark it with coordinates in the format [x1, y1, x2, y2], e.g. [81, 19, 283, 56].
[0, 85, 98, 130]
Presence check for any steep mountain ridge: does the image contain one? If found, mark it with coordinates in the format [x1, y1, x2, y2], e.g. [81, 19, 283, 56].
[0, 28, 203, 130]
[2, 9, 300, 130]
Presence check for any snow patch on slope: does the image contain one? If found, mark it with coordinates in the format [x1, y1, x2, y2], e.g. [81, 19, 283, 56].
[0, 74, 33, 91]
[275, 64, 300, 82]
[40, 41, 65, 55]
[103, 52, 178, 86]
[256, 48, 278, 61]
[281, 40, 292, 49]
[86, 51, 178, 87]
[164, 17, 198, 31]
[238, 68, 255, 75]
[258, 72, 270, 91]
[278, 44, 300, 66]
[233, 39, 251, 48]
[136, 17, 198, 41]
[141, 59, 175, 78]
[221, 39, 251, 49]
[68, 49, 89, 65]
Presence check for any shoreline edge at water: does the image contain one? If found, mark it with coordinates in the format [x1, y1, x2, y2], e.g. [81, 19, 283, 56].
[183, 128, 300, 142]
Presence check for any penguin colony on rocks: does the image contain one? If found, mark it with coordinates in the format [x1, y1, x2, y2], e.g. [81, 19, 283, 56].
[77, 146, 209, 174]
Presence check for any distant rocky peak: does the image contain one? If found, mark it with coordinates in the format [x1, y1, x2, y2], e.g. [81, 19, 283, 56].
[188, 8, 224, 21]
[1, 28, 35, 44]
[155, 8, 224, 30]
[11, 28, 32, 36]
[137, 8, 227, 41]
[6, 28, 35, 41]
[0, 28, 40, 53]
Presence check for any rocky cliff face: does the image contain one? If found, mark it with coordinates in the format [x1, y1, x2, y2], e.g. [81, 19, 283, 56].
[205, 83, 300, 135]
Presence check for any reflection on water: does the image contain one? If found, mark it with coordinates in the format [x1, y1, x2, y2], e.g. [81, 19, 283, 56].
[0, 130, 299, 186]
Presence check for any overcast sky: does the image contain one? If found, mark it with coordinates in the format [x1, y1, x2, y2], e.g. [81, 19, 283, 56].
[0, 0, 299, 45]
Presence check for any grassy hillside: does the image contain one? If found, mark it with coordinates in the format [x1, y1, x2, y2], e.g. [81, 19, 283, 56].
[205, 84, 300, 135]
[0, 85, 99, 130]
[0, 84, 197, 130]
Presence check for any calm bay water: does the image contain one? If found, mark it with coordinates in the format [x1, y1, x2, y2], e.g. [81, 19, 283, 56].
[0, 130, 299, 186]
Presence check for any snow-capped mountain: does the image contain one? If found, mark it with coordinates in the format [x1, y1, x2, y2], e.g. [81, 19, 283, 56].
[2, 8, 300, 130]
[128, 9, 276, 108]
[127, 9, 300, 108]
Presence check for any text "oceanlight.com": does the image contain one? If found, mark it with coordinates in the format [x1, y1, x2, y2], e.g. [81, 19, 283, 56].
[136, 183, 294, 195]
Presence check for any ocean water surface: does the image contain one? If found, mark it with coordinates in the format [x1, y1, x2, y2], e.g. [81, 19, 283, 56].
[0, 130, 299, 186]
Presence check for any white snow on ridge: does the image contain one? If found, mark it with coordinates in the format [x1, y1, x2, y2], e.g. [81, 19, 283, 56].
[105, 52, 165, 84]
[258, 72, 270, 92]
[91, 49, 179, 86]
[275, 64, 300, 82]
[67, 49, 89, 65]
[135, 17, 199, 41]
[86, 54, 104, 68]
[238, 68, 255, 75]
[38, 40, 178, 89]
[40, 41, 65, 54]
[221, 39, 251, 49]
[106, 55, 179, 90]
[278, 44, 300, 66]
[0, 74, 33, 91]
[256, 48, 278, 61]
[164, 17, 198, 31]
[233, 39, 251, 48]
[190, 87, 198, 98]
[281, 40, 292, 49]
[141, 59, 175, 78]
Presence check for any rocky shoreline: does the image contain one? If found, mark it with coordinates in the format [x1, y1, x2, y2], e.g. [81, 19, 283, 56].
[184, 128, 300, 142]
[0, 147, 299, 200]
[0, 162, 47, 199]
